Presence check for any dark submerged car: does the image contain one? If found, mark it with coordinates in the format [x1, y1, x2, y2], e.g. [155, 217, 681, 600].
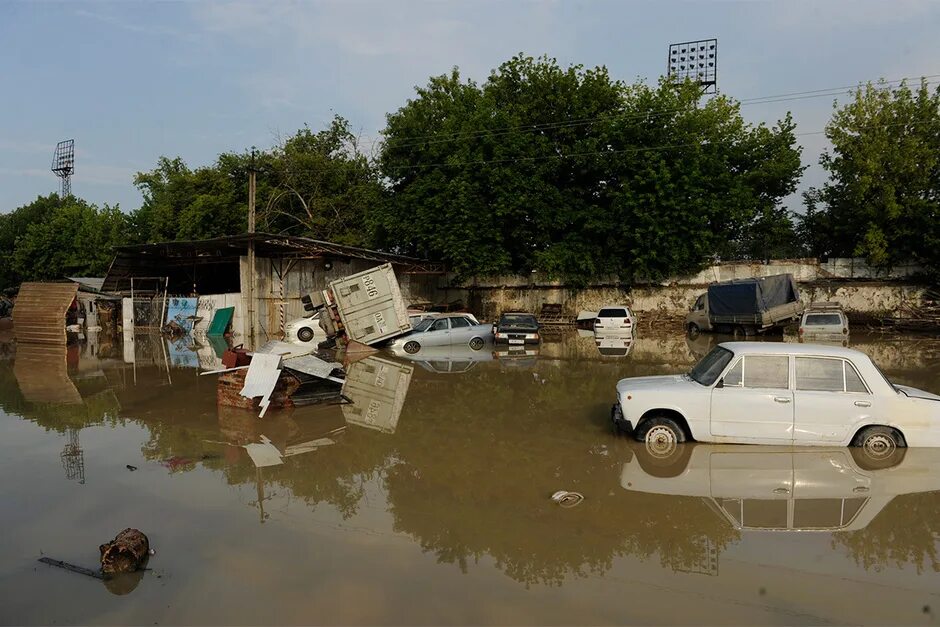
[494, 313, 541, 345]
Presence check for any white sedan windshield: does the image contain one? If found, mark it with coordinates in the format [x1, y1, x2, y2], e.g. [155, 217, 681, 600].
[690, 347, 734, 386]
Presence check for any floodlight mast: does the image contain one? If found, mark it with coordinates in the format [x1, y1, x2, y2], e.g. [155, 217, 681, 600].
[51, 139, 75, 197]
[667, 39, 718, 94]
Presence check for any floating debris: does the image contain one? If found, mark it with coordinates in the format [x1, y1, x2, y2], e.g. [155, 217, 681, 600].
[100, 528, 150, 575]
[550, 490, 584, 508]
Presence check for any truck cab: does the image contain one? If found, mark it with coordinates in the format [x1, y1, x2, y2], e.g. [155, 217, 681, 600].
[686, 294, 712, 333]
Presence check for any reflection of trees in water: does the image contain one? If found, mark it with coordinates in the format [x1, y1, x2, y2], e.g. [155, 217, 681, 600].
[0, 360, 121, 433]
[833, 491, 940, 574]
[383, 362, 738, 585]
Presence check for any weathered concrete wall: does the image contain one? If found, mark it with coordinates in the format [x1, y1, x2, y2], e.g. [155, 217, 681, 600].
[448, 258, 929, 324]
[457, 282, 927, 325]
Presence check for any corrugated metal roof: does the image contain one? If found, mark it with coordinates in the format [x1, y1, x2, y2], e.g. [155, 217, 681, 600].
[14, 282, 79, 345]
[67, 277, 106, 292]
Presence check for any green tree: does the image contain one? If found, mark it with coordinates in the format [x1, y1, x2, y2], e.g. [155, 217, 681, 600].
[11, 197, 129, 280]
[798, 79, 940, 270]
[131, 117, 380, 246]
[0, 193, 66, 288]
[377, 55, 804, 282]
[259, 117, 382, 246]
[132, 154, 250, 242]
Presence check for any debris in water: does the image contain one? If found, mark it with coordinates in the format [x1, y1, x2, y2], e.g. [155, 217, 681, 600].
[100, 528, 150, 575]
[38, 556, 104, 580]
[550, 490, 584, 508]
[126, 465, 137, 471]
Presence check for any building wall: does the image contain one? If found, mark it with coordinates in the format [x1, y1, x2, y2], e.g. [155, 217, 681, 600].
[448, 258, 929, 324]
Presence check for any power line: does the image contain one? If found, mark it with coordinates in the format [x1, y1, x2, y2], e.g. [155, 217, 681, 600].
[349, 74, 940, 151]
[274, 116, 938, 175]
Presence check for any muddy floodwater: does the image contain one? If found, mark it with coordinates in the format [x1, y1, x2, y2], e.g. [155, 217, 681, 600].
[2, 330, 940, 625]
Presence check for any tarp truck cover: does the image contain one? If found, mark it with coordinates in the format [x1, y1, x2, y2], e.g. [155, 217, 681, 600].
[706, 274, 800, 316]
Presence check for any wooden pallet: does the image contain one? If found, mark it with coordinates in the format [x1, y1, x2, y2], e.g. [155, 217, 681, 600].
[537, 303, 572, 325]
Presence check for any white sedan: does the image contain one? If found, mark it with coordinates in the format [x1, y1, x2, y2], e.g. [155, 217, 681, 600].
[388, 313, 493, 356]
[611, 342, 940, 458]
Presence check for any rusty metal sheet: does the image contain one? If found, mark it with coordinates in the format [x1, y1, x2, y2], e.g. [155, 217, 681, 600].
[14, 282, 79, 345]
[282, 354, 342, 380]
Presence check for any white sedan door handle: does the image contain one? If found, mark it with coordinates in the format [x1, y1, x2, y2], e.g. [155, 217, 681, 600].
[773, 396, 791, 404]
[855, 400, 871, 407]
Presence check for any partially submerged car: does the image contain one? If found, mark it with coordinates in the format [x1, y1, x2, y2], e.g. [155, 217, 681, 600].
[388, 313, 492, 355]
[593, 305, 637, 334]
[494, 312, 540, 345]
[621, 445, 940, 532]
[284, 315, 326, 344]
[799, 302, 849, 341]
[611, 342, 940, 457]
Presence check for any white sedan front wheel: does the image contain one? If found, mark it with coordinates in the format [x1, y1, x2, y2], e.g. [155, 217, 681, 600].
[636, 415, 687, 458]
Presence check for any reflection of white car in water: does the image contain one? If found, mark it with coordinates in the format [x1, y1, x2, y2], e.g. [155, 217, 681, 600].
[621, 445, 940, 532]
[388, 313, 492, 355]
[594, 332, 635, 357]
[389, 343, 494, 374]
[612, 342, 940, 457]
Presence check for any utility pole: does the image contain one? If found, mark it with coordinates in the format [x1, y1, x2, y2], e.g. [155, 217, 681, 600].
[247, 149, 257, 347]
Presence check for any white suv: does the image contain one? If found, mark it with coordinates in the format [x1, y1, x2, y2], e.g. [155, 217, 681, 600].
[594, 306, 637, 334]
[799, 303, 848, 341]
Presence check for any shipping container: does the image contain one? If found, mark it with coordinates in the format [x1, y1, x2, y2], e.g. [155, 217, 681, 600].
[329, 263, 412, 345]
[340, 355, 414, 433]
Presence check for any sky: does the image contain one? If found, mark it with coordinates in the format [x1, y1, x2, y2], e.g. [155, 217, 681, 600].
[1, 0, 939, 215]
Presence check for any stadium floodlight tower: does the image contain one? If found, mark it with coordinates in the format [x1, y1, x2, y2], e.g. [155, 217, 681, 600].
[667, 39, 717, 94]
[51, 139, 75, 197]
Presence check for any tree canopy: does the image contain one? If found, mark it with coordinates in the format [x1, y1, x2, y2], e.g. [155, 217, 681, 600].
[131, 117, 380, 247]
[375, 54, 804, 282]
[797, 80, 940, 271]
[0, 194, 128, 285]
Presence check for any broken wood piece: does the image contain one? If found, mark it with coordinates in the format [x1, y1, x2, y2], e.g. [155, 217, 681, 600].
[38, 556, 104, 579]
[200, 365, 251, 376]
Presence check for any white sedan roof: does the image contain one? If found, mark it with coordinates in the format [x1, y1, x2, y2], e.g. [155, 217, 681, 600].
[717, 341, 867, 361]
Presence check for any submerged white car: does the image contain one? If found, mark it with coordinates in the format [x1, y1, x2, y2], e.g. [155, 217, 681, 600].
[611, 342, 940, 457]
[388, 313, 492, 355]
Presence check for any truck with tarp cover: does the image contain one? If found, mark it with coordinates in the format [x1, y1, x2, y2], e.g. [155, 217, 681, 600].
[685, 273, 804, 335]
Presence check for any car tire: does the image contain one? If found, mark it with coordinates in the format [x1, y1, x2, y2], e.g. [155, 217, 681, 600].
[403, 340, 421, 355]
[687, 323, 700, 337]
[850, 445, 906, 471]
[634, 415, 687, 457]
[468, 337, 485, 351]
[296, 327, 315, 342]
[852, 425, 905, 459]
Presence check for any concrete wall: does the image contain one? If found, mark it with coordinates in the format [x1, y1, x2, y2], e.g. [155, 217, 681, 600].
[449, 258, 929, 325]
